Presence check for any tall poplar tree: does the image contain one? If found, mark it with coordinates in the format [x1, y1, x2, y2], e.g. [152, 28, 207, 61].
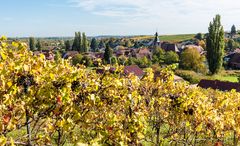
[104, 44, 113, 64]
[72, 32, 82, 52]
[36, 40, 42, 51]
[231, 24, 237, 36]
[82, 32, 88, 52]
[90, 38, 98, 52]
[206, 14, 225, 74]
[98, 40, 105, 49]
[64, 40, 71, 51]
[29, 37, 35, 51]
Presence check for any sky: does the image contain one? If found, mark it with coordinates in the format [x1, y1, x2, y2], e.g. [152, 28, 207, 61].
[0, 0, 240, 37]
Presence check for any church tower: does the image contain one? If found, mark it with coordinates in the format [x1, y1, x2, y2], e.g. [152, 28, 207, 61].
[153, 32, 161, 47]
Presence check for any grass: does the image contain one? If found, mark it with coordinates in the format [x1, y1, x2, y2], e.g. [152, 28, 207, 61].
[175, 69, 239, 84]
[130, 34, 195, 43]
[212, 74, 239, 82]
[159, 34, 195, 42]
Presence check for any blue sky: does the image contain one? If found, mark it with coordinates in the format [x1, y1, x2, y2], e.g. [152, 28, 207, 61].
[0, 0, 240, 37]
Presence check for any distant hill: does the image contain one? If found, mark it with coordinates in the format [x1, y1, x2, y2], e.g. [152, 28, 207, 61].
[8, 34, 195, 42]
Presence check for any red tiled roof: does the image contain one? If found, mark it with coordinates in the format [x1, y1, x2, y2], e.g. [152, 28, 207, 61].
[124, 65, 145, 77]
[135, 48, 151, 59]
[138, 48, 150, 54]
[198, 79, 240, 92]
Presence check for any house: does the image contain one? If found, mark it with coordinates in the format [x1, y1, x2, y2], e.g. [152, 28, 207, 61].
[227, 53, 240, 69]
[224, 32, 239, 39]
[147, 32, 179, 53]
[135, 48, 152, 59]
[148, 32, 161, 47]
[114, 48, 134, 57]
[62, 51, 79, 59]
[33, 50, 55, 61]
[224, 49, 240, 68]
[124, 65, 145, 78]
[161, 42, 180, 53]
[198, 79, 240, 92]
[225, 32, 232, 39]
[181, 45, 205, 54]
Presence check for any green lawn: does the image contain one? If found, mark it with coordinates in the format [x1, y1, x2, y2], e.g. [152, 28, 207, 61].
[175, 69, 240, 84]
[159, 34, 195, 42]
[212, 75, 239, 82]
[130, 34, 195, 43]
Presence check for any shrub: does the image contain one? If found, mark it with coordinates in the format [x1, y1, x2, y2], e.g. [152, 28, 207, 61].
[72, 54, 93, 67]
[135, 56, 152, 68]
[152, 47, 165, 64]
[164, 51, 179, 64]
[175, 70, 203, 84]
[72, 54, 83, 66]
[180, 47, 207, 73]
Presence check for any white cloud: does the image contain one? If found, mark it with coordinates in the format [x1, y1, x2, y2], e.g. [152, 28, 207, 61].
[69, 0, 240, 17]
[68, 0, 240, 34]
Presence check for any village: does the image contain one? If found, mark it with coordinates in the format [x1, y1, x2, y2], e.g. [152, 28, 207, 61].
[18, 25, 240, 93]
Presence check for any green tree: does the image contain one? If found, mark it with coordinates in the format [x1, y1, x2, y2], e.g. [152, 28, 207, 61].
[108, 38, 115, 48]
[90, 38, 98, 52]
[81, 56, 93, 67]
[124, 40, 132, 48]
[231, 24, 237, 36]
[141, 56, 152, 67]
[206, 14, 225, 74]
[180, 47, 206, 73]
[133, 41, 140, 48]
[98, 40, 105, 49]
[104, 44, 113, 64]
[227, 39, 235, 52]
[82, 32, 88, 52]
[72, 32, 82, 52]
[134, 57, 152, 68]
[72, 54, 83, 66]
[118, 55, 128, 65]
[36, 40, 42, 51]
[111, 56, 118, 65]
[64, 40, 71, 51]
[164, 51, 179, 64]
[152, 47, 165, 64]
[194, 33, 203, 40]
[127, 57, 136, 65]
[54, 51, 62, 62]
[72, 54, 92, 67]
[29, 37, 35, 51]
